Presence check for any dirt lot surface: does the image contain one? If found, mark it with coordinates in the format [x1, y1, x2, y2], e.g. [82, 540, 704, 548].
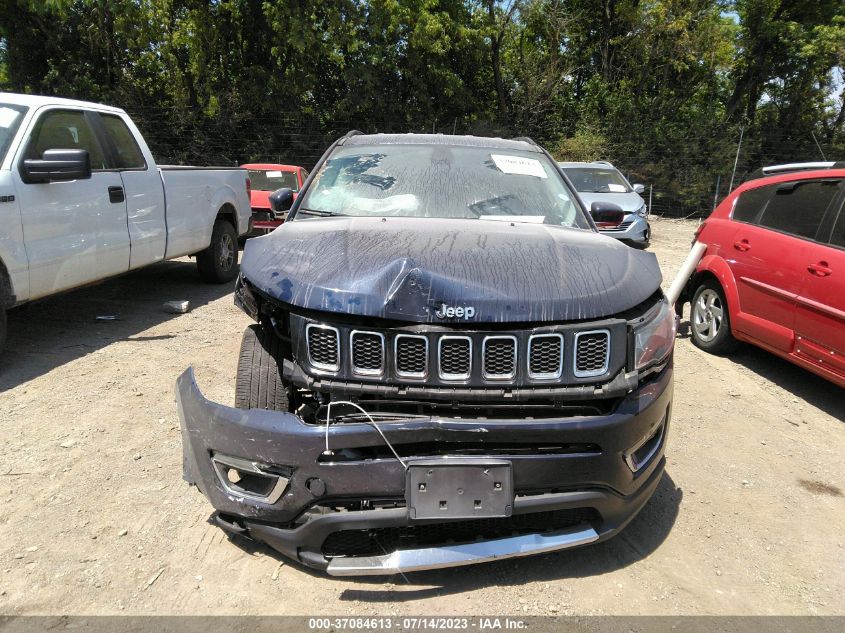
[0, 217, 843, 616]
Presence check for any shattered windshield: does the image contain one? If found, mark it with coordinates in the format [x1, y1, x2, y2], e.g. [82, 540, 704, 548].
[297, 144, 589, 228]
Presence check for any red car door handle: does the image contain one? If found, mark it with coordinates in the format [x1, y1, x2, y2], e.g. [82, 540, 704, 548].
[807, 262, 833, 277]
[734, 239, 750, 252]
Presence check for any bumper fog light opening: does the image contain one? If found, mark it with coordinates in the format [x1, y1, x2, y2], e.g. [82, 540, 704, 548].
[624, 415, 666, 473]
[211, 453, 290, 504]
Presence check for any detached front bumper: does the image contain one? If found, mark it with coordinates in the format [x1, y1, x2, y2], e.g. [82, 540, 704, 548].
[176, 365, 672, 575]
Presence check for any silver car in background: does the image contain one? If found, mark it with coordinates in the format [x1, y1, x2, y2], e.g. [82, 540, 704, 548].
[558, 161, 650, 248]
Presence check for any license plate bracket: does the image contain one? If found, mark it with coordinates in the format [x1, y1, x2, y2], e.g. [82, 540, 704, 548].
[406, 459, 513, 520]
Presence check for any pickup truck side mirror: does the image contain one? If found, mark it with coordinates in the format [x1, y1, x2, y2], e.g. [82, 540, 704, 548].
[590, 201, 625, 226]
[269, 187, 294, 215]
[21, 149, 92, 184]
[632, 183, 645, 194]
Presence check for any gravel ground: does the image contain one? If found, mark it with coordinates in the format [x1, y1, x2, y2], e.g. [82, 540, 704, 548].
[0, 217, 843, 615]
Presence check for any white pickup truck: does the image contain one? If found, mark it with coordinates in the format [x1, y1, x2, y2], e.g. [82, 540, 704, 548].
[0, 93, 252, 351]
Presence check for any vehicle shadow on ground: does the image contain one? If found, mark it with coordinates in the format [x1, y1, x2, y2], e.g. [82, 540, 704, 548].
[0, 259, 237, 390]
[228, 471, 682, 596]
[724, 345, 845, 421]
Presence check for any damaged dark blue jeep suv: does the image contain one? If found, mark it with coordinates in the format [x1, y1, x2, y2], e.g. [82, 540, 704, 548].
[176, 133, 675, 576]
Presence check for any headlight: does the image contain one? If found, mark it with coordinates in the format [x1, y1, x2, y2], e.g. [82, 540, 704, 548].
[635, 204, 647, 218]
[633, 297, 676, 370]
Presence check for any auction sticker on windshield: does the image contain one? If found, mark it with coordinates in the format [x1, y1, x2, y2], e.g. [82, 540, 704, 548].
[491, 154, 547, 178]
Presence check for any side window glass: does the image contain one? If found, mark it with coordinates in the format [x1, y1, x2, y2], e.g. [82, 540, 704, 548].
[831, 208, 845, 248]
[25, 110, 108, 170]
[758, 180, 840, 241]
[732, 185, 771, 224]
[100, 114, 146, 169]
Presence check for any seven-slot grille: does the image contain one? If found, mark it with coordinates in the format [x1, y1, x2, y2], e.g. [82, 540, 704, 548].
[351, 331, 384, 375]
[574, 330, 610, 377]
[483, 336, 517, 379]
[528, 334, 564, 379]
[439, 337, 472, 379]
[306, 325, 340, 371]
[303, 325, 613, 383]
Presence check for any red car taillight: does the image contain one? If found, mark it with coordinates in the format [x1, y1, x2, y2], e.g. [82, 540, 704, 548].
[245, 177, 252, 197]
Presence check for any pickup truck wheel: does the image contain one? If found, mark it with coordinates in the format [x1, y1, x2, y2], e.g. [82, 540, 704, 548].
[197, 220, 238, 283]
[235, 324, 291, 411]
[690, 280, 738, 354]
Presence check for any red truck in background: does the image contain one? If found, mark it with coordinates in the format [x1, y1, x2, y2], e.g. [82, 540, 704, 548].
[241, 163, 309, 234]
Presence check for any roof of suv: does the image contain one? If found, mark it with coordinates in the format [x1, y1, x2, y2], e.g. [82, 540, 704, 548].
[729, 165, 845, 201]
[557, 161, 617, 169]
[744, 161, 845, 182]
[341, 133, 542, 153]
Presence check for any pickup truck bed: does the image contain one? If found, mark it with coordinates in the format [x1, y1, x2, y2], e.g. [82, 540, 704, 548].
[0, 92, 251, 352]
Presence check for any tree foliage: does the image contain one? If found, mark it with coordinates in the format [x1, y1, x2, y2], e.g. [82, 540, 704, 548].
[1, 0, 843, 215]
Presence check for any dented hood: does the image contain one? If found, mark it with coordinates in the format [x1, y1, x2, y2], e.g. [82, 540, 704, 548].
[240, 216, 662, 323]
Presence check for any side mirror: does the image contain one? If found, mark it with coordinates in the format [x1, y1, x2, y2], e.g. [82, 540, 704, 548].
[269, 187, 294, 215]
[632, 183, 645, 194]
[590, 201, 625, 226]
[21, 149, 91, 184]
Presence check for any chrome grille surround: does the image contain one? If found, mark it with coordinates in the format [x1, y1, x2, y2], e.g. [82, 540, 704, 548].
[573, 329, 610, 378]
[350, 330, 385, 376]
[306, 324, 341, 372]
[394, 334, 429, 379]
[438, 336, 472, 381]
[482, 335, 517, 380]
[527, 333, 564, 380]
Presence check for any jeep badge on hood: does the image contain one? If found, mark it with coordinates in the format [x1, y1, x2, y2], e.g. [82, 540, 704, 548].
[434, 303, 476, 319]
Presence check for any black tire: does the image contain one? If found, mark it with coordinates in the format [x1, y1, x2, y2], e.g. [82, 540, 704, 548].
[197, 219, 238, 283]
[235, 324, 291, 411]
[690, 279, 738, 354]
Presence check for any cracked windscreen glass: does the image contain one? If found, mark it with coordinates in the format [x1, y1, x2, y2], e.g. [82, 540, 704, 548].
[298, 144, 590, 228]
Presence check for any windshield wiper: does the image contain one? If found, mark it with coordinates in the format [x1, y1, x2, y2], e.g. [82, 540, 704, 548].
[297, 208, 342, 217]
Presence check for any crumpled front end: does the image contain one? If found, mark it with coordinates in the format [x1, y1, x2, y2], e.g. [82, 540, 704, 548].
[239, 215, 662, 323]
[176, 362, 672, 575]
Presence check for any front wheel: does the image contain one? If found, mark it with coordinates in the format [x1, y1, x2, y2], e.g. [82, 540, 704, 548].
[235, 324, 291, 411]
[690, 280, 738, 354]
[197, 219, 238, 283]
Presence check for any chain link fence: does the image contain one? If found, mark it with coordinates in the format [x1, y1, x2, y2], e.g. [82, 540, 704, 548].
[125, 105, 835, 220]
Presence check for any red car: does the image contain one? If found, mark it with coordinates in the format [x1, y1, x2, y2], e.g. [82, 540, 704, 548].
[240, 163, 309, 233]
[680, 163, 845, 388]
